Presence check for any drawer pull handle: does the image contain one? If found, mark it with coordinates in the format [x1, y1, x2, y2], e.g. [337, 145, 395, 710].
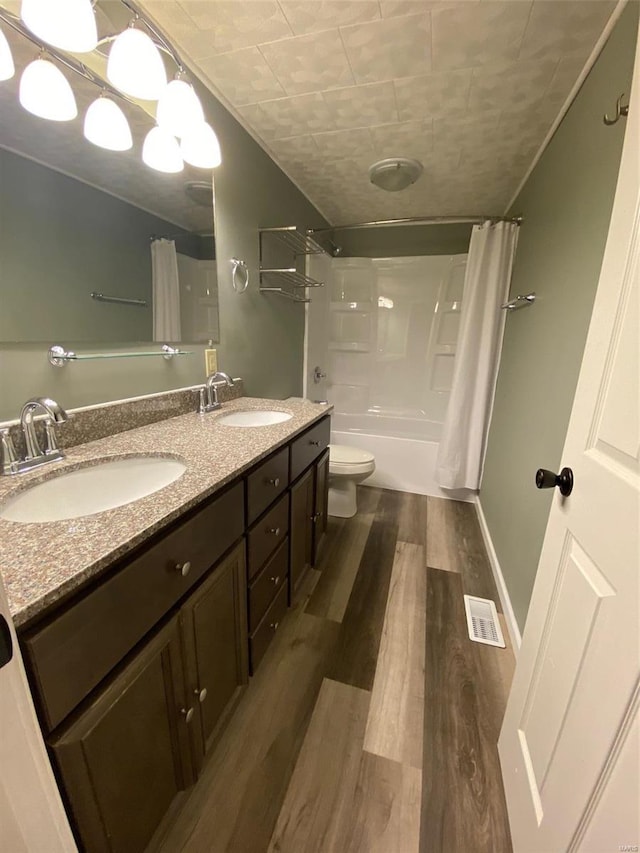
[181, 707, 195, 724]
[194, 687, 207, 703]
[270, 575, 281, 586]
[270, 621, 279, 631]
[268, 527, 281, 536]
[267, 477, 280, 487]
[176, 561, 192, 577]
[309, 440, 320, 446]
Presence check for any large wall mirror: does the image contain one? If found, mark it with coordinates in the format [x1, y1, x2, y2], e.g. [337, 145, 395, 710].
[0, 2, 219, 345]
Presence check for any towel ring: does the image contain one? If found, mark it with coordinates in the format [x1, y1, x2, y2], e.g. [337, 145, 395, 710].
[230, 258, 249, 293]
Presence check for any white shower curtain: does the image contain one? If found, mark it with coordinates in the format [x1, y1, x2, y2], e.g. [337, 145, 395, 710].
[436, 220, 518, 491]
[151, 238, 181, 342]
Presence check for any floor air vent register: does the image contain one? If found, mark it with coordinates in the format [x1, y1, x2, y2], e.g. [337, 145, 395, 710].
[463, 595, 506, 648]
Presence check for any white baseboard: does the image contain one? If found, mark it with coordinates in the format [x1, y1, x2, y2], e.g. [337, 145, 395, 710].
[474, 497, 522, 653]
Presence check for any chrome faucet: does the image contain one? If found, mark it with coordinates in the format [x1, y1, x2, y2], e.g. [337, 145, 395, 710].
[0, 397, 69, 475]
[200, 372, 235, 414]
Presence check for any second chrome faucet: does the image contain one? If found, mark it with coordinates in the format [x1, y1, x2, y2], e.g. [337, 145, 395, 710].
[199, 372, 235, 414]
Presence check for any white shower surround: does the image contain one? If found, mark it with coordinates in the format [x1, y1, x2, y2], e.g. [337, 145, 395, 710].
[306, 253, 475, 500]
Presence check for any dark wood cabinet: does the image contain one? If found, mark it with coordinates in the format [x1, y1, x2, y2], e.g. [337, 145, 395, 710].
[290, 466, 314, 595]
[51, 617, 190, 853]
[313, 449, 329, 564]
[21, 413, 332, 851]
[181, 543, 248, 776]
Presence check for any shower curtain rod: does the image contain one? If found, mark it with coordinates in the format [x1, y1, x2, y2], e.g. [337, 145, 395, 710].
[308, 215, 522, 234]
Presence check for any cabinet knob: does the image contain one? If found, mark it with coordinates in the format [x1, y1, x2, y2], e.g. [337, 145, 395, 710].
[267, 477, 280, 487]
[176, 560, 191, 577]
[268, 527, 281, 536]
[309, 440, 320, 446]
[270, 621, 279, 632]
[194, 687, 207, 703]
[311, 511, 323, 522]
[270, 575, 281, 586]
[181, 707, 194, 724]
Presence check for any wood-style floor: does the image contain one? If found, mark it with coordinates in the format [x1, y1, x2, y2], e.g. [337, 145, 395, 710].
[150, 488, 515, 853]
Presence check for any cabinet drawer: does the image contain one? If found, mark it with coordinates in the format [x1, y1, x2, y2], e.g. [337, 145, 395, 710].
[248, 538, 288, 633]
[23, 481, 245, 733]
[249, 582, 288, 674]
[246, 446, 289, 525]
[290, 416, 331, 482]
[247, 493, 289, 580]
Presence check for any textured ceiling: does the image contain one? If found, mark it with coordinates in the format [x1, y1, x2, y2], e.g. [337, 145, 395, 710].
[0, 12, 214, 233]
[139, 0, 616, 225]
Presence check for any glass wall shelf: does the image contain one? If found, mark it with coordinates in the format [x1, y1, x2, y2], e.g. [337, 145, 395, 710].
[48, 345, 192, 367]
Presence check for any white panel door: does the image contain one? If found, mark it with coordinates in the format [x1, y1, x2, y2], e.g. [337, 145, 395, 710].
[498, 22, 640, 852]
[0, 576, 76, 851]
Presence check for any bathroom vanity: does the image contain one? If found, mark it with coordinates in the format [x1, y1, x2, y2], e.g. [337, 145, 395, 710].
[0, 397, 330, 853]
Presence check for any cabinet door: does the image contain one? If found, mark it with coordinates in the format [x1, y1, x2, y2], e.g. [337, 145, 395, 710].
[290, 467, 314, 595]
[50, 617, 190, 853]
[312, 449, 329, 565]
[181, 542, 248, 773]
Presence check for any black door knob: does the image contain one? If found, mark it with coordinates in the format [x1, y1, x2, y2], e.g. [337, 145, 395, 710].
[535, 467, 574, 497]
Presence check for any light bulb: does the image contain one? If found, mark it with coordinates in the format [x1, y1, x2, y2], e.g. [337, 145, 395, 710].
[142, 126, 183, 173]
[156, 78, 204, 138]
[19, 58, 77, 121]
[84, 96, 133, 151]
[107, 26, 167, 101]
[180, 122, 221, 169]
[21, 0, 97, 53]
[0, 27, 14, 81]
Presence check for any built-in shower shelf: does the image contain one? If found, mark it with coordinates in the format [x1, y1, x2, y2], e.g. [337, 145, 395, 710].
[328, 341, 371, 352]
[330, 301, 373, 312]
[259, 226, 327, 257]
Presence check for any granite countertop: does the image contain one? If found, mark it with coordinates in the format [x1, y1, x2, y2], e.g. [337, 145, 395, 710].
[0, 397, 332, 629]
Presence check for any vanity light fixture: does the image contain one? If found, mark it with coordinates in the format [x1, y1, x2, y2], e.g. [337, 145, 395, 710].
[21, 0, 97, 53]
[156, 71, 204, 138]
[180, 121, 222, 169]
[142, 125, 183, 173]
[84, 93, 133, 151]
[0, 26, 14, 80]
[107, 22, 167, 101]
[19, 56, 77, 121]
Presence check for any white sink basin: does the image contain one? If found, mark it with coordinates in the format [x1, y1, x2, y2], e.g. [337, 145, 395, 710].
[216, 410, 293, 427]
[0, 455, 186, 523]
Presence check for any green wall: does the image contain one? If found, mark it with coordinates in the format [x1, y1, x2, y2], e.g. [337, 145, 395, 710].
[0, 147, 211, 344]
[480, 3, 637, 633]
[0, 55, 326, 421]
[334, 222, 472, 257]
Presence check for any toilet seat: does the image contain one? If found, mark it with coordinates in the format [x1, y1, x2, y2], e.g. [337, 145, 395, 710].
[329, 444, 375, 477]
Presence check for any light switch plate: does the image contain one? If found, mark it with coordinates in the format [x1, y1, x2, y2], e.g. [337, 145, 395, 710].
[205, 348, 217, 375]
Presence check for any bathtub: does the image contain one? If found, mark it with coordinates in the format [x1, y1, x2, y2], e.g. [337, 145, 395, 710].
[330, 412, 475, 501]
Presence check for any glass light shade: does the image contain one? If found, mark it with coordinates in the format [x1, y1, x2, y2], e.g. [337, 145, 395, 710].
[107, 28, 167, 101]
[84, 96, 133, 151]
[180, 122, 221, 169]
[142, 126, 183, 173]
[0, 27, 14, 81]
[21, 0, 97, 53]
[156, 79, 204, 138]
[19, 58, 77, 121]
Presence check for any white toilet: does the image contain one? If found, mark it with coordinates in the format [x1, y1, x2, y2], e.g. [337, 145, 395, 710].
[327, 444, 376, 518]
